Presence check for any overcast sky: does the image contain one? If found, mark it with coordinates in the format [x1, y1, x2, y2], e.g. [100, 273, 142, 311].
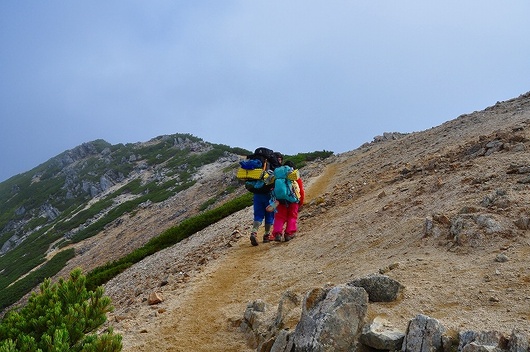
[1, 1, 529, 182]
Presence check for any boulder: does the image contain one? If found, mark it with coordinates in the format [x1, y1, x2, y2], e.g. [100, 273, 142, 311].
[402, 314, 446, 352]
[459, 330, 509, 352]
[293, 285, 368, 351]
[348, 273, 404, 302]
[360, 316, 405, 351]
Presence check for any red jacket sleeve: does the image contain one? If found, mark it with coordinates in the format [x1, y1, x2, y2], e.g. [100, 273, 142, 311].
[296, 178, 305, 205]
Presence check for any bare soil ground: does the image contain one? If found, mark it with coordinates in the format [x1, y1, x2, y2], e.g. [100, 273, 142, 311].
[68, 93, 530, 351]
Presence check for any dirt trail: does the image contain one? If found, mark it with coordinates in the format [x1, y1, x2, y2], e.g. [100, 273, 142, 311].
[121, 163, 337, 351]
[303, 163, 338, 202]
[157, 242, 259, 351]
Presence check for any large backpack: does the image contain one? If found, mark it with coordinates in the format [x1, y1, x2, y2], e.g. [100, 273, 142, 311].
[271, 165, 300, 203]
[252, 147, 281, 171]
[236, 147, 280, 194]
[253, 147, 281, 170]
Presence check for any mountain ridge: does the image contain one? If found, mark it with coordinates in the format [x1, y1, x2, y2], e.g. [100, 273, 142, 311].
[0, 133, 254, 310]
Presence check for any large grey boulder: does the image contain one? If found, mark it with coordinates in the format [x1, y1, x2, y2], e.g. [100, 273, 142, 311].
[402, 314, 446, 352]
[240, 299, 275, 349]
[293, 285, 368, 351]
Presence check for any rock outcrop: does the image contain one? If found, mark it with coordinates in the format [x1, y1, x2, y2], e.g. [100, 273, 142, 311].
[242, 274, 530, 352]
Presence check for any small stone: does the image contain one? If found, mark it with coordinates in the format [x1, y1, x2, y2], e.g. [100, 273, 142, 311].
[495, 254, 509, 263]
[148, 292, 164, 305]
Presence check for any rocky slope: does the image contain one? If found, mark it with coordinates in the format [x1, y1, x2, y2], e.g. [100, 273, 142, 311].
[93, 92, 530, 351]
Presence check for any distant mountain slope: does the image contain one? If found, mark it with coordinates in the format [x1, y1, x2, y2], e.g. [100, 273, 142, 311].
[0, 133, 250, 310]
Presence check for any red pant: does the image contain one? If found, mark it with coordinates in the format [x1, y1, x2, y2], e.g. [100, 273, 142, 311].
[273, 202, 300, 235]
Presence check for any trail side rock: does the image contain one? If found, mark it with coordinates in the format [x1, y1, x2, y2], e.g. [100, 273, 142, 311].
[293, 285, 368, 351]
[348, 273, 404, 302]
[360, 316, 406, 351]
[241, 299, 276, 349]
[509, 329, 529, 352]
[402, 314, 447, 352]
[458, 330, 509, 352]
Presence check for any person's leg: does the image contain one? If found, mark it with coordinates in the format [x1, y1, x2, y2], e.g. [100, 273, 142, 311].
[263, 210, 274, 242]
[250, 194, 267, 246]
[272, 204, 288, 241]
[249, 223, 259, 245]
[253, 194, 267, 223]
[284, 203, 300, 241]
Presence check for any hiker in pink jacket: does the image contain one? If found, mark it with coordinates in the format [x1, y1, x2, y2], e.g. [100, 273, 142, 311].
[271, 161, 305, 242]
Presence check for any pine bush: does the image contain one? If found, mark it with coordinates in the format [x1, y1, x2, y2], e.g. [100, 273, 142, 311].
[0, 268, 122, 352]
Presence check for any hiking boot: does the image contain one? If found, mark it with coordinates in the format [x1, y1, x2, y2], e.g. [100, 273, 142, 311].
[263, 234, 271, 243]
[274, 234, 282, 242]
[284, 234, 295, 242]
[250, 233, 258, 246]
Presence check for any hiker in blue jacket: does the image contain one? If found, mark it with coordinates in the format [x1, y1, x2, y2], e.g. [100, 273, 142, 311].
[249, 152, 283, 246]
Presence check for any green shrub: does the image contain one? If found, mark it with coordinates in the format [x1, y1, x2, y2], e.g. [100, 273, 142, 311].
[284, 150, 334, 169]
[0, 268, 122, 351]
[198, 198, 217, 211]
